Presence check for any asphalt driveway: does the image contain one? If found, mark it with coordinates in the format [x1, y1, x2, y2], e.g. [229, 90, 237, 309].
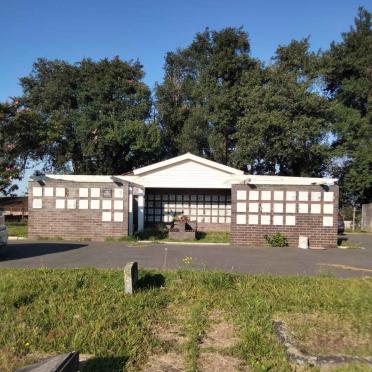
[1, 234, 372, 277]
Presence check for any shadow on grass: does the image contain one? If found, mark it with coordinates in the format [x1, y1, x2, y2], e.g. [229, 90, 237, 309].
[137, 273, 165, 289]
[81, 356, 128, 372]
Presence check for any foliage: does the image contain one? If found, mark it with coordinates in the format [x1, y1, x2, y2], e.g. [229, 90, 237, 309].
[19, 57, 161, 174]
[6, 220, 28, 238]
[264, 232, 288, 247]
[0, 269, 371, 371]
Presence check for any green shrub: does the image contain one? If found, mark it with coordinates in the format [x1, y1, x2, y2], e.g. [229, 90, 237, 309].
[264, 232, 288, 247]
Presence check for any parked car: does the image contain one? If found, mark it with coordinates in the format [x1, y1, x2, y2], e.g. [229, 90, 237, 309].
[338, 212, 345, 235]
[0, 211, 8, 247]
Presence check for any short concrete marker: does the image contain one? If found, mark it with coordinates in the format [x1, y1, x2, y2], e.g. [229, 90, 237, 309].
[124, 261, 138, 294]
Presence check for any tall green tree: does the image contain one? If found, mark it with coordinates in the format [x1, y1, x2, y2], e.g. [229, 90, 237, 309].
[234, 39, 332, 176]
[156, 27, 257, 164]
[323, 7, 372, 205]
[20, 57, 161, 174]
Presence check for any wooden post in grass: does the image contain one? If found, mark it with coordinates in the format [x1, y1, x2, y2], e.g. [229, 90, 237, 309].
[124, 262, 138, 294]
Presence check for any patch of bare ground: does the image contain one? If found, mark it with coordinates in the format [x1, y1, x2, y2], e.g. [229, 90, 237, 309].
[198, 352, 247, 372]
[152, 322, 188, 345]
[141, 351, 185, 372]
[277, 313, 372, 356]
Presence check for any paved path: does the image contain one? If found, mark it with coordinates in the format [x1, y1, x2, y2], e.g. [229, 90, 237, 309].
[1, 234, 371, 277]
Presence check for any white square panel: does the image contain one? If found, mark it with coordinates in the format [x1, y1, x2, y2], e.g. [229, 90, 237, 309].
[212, 217, 218, 223]
[90, 199, 100, 209]
[114, 200, 124, 210]
[102, 200, 112, 210]
[55, 199, 65, 209]
[226, 217, 231, 223]
[249, 203, 259, 212]
[249, 190, 259, 200]
[286, 191, 296, 201]
[33, 187, 42, 197]
[299, 203, 309, 213]
[274, 203, 283, 213]
[323, 216, 333, 227]
[204, 217, 211, 223]
[90, 188, 100, 198]
[237, 190, 247, 200]
[261, 203, 271, 213]
[79, 199, 89, 209]
[274, 191, 284, 201]
[324, 192, 334, 202]
[311, 204, 321, 214]
[32, 199, 42, 208]
[67, 199, 76, 209]
[114, 188, 124, 198]
[311, 192, 321, 202]
[226, 209, 231, 216]
[79, 188, 89, 197]
[44, 187, 53, 197]
[248, 214, 258, 224]
[261, 191, 271, 201]
[236, 214, 246, 224]
[56, 187, 65, 197]
[260, 215, 271, 225]
[114, 212, 123, 222]
[299, 191, 308, 201]
[273, 215, 283, 225]
[286, 215, 296, 226]
[323, 204, 334, 214]
[218, 217, 225, 223]
[102, 212, 111, 222]
[286, 203, 296, 213]
[196, 216, 203, 222]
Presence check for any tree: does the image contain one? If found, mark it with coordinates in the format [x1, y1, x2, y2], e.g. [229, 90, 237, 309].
[20, 57, 161, 175]
[323, 7, 372, 205]
[234, 39, 332, 176]
[156, 27, 257, 164]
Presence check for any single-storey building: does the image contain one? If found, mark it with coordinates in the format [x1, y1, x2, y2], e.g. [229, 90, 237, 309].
[28, 153, 339, 248]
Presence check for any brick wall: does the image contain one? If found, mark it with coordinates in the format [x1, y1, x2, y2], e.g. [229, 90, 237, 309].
[231, 184, 339, 248]
[28, 180, 129, 241]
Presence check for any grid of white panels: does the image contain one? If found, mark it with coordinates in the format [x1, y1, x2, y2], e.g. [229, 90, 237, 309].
[235, 190, 335, 227]
[145, 192, 231, 223]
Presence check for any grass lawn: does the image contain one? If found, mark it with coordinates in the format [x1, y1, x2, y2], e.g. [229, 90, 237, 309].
[1, 269, 372, 371]
[6, 220, 28, 238]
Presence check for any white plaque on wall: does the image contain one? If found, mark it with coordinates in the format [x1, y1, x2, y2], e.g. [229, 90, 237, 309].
[236, 214, 246, 224]
[114, 212, 123, 222]
[323, 216, 333, 227]
[90, 188, 100, 198]
[261, 191, 271, 201]
[286, 203, 296, 213]
[286, 215, 296, 226]
[273, 215, 283, 225]
[237, 190, 247, 200]
[79, 188, 89, 198]
[324, 192, 334, 202]
[114, 188, 124, 198]
[286, 191, 296, 201]
[261, 203, 271, 213]
[260, 215, 270, 225]
[79, 199, 89, 209]
[102, 200, 112, 210]
[67, 199, 76, 209]
[274, 191, 284, 201]
[249, 190, 259, 200]
[114, 200, 124, 210]
[310, 204, 321, 214]
[102, 212, 111, 222]
[44, 187, 53, 197]
[56, 187, 65, 197]
[323, 204, 334, 214]
[311, 192, 321, 202]
[90, 200, 100, 209]
[226, 217, 231, 223]
[212, 216, 218, 223]
[299, 203, 309, 213]
[33, 187, 42, 197]
[32, 199, 42, 208]
[274, 203, 284, 213]
[55, 199, 65, 209]
[299, 191, 308, 201]
[248, 214, 258, 224]
[249, 203, 259, 212]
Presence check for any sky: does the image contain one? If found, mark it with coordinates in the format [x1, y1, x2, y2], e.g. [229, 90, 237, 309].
[1, 0, 369, 194]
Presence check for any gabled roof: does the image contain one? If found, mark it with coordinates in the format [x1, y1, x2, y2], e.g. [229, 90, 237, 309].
[133, 153, 244, 176]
